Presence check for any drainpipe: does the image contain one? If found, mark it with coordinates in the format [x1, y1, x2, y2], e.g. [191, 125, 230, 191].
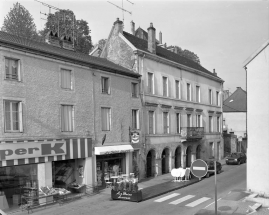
[244, 66, 248, 149]
[92, 70, 97, 185]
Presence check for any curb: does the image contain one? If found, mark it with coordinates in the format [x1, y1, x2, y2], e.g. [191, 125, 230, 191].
[141, 179, 200, 202]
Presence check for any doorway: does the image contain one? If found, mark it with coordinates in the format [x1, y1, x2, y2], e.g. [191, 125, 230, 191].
[175, 146, 181, 168]
[161, 148, 170, 174]
[196, 145, 201, 160]
[186, 146, 192, 167]
[146, 150, 155, 178]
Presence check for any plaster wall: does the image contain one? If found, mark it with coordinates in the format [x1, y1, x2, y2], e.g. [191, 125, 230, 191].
[246, 44, 269, 196]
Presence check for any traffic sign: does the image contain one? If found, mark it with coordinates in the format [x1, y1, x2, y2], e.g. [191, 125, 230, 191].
[190, 159, 208, 179]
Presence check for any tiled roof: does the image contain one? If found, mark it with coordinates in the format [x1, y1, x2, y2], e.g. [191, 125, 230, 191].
[123, 31, 221, 78]
[0, 31, 140, 78]
[223, 87, 247, 112]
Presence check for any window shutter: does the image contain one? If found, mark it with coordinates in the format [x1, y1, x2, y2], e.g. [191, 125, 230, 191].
[18, 60, 21, 81]
[200, 115, 203, 127]
[19, 102, 23, 132]
[137, 110, 140, 129]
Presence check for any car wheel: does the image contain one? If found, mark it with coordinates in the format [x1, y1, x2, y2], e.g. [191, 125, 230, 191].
[206, 172, 210, 178]
[226, 162, 229, 165]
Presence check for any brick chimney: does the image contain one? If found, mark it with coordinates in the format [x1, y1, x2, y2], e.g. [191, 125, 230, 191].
[45, 30, 60, 47]
[213, 69, 217, 76]
[61, 35, 74, 51]
[147, 23, 156, 54]
[131, 20, 135, 35]
[114, 18, 123, 35]
[159, 31, 162, 44]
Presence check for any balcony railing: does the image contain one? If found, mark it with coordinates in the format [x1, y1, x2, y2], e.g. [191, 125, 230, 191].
[181, 127, 204, 140]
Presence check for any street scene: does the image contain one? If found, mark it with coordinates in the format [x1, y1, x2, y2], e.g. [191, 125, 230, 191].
[0, 0, 268, 215]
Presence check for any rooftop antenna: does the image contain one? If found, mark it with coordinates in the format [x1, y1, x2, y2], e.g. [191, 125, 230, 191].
[107, 0, 133, 23]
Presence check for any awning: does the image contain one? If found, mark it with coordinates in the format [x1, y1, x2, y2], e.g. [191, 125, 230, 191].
[94, 145, 134, 155]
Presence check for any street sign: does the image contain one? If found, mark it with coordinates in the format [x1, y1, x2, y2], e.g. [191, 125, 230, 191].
[190, 159, 208, 179]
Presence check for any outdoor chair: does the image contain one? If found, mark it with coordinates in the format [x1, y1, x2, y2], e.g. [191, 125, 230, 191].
[179, 168, 186, 182]
[183, 168, 191, 181]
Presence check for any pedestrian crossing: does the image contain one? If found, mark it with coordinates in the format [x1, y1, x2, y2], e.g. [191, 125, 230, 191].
[154, 193, 211, 208]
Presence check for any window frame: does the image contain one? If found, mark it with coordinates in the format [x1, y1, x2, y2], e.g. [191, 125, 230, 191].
[60, 68, 73, 90]
[175, 80, 181, 99]
[163, 111, 169, 134]
[187, 83, 192, 101]
[209, 89, 213, 105]
[147, 72, 154, 94]
[196, 85, 200, 103]
[187, 114, 192, 127]
[162, 76, 168, 97]
[209, 115, 213, 132]
[4, 100, 23, 133]
[5, 57, 21, 82]
[217, 116, 220, 132]
[101, 107, 111, 131]
[196, 114, 203, 127]
[131, 82, 139, 98]
[216, 91, 220, 106]
[131, 109, 140, 130]
[176, 113, 181, 134]
[148, 110, 155, 134]
[61, 104, 75, 132]
[101, 76, 110, 94]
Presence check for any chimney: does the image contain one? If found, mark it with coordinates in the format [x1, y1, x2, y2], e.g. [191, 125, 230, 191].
[131, 20, 135, 35]
[159, 31, 162, 44]
[61, 35, 74, 51]
[147, 23, 156, 54]
[45, 30, 61, 47]
[114, 18, 123, 35]
[213, 69, 217, 76]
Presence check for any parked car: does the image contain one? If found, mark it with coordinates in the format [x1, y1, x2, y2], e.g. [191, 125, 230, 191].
[225, 152, 247, 165]
[204, 160, 222, 178]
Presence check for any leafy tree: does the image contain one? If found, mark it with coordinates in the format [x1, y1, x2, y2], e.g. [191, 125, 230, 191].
[40, 9, 93, 54]
[174, 45, 200, 65]
[1, 2, 38, 39]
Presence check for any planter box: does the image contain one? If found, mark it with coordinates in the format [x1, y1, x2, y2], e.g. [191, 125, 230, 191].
[111, 189, 142, 202]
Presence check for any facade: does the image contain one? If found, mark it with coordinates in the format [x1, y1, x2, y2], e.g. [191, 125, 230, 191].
[0, 30, 141, 211]
[244, 39, 269, 197]
[100, 18, 224, 179]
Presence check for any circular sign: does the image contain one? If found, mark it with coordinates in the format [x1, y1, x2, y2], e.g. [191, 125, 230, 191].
[190, 159, 208, 178]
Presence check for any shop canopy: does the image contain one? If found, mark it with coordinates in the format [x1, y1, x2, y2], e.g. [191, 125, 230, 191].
[94, 145, 134, 155]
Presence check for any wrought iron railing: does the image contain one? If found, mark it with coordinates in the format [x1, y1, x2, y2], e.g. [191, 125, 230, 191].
[181, 127, 204, 139]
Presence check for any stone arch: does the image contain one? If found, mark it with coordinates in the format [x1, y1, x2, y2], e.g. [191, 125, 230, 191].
[146, 149, 156, 178]
[196, 144, 202, 160]
[185, 145, 192, 167]
[161, 147, 170, 174]
[174, 146, 182, 168]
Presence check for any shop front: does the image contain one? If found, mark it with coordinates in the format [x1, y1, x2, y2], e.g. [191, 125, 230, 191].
[94, 145, 133, 188]
[0, 138, 92, 213]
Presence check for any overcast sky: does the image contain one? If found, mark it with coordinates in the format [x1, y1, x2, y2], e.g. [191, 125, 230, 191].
[1, 0, 268, 93]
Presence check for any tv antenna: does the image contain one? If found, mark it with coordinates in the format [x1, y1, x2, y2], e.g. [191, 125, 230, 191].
[107, 0, 133, 23]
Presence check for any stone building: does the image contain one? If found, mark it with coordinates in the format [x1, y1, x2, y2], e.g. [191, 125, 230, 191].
[100, 18, 224, 178]
[244, 39, 269, 197]
[0, 30, 140, 211]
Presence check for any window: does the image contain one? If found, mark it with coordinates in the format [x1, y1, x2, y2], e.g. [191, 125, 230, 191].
[101, 107, 111, 131]
[131, 83, 138, 98]
[209, 89, 212, 105]
[163, 76, 168, 97]
[61, 68, 72, 89]
[196, 114, 202, 127]
[209, 142, 214, 157]
[163, 112, 169, 134]
[61, 105, 74, 132]
[132, 109, 140, 129]
[209, 116, 213, 132]
[148, 111, 155, 134]
[5, 58, 20, 81]
[187, 114, 192, 127]
[175, 80, 180, 99]
[216, 91, 220, 106]
[101, 77, 110, 94]
[4, 100, 23, 132]
[148, 72, 154, 94]
[196, 86, 200, 103]
[217, 116, 220, 132]
[176, 113, 181, 133]
[187, 83, 191, 101]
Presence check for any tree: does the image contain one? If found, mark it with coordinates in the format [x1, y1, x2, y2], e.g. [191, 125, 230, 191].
[174, 46, 201, 65]
[1, 2, 38, 39]
[40, 9, 93, 54]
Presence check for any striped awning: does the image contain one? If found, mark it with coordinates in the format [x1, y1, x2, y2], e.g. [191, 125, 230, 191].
[0, 138, 92, 167]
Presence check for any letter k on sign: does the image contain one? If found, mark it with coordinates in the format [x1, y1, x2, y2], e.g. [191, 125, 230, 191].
[41, 143, 65, 155]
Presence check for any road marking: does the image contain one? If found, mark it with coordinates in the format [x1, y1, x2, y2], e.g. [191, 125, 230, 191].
[193, 167, 206, 170]
[169, 195, 195, 205]
[204, 198, 222, 209]
[185, 197, 211, 207]
[154, 193, 180, 202]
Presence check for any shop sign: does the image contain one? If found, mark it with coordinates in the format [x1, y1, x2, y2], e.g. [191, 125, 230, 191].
[131, 131, 140, 144]
[111, 189, 142, 202]
[0, 141, 66, 161]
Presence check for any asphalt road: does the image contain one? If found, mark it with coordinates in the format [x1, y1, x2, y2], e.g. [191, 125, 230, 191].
[26, 163, 246, 215]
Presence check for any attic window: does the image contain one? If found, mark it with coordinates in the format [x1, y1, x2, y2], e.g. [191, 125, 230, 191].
[229, 99, 234, 103]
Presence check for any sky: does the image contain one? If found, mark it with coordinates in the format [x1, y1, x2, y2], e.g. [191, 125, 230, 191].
[0, 0, 268, 93]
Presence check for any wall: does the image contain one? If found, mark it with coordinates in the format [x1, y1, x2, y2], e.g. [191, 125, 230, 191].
[223, 133, 237, 156]
[0, 47, 94, 141]
[246, 44, 269, 196]
[223, 112, 246, 137]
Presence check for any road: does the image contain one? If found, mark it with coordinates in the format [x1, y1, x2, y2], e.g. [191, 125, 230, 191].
[27, 163, 246, 215]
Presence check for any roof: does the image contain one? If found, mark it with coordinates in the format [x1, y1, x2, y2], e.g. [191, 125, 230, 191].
[0, 31, 140, 78]
[223, 87, 247, 112]
[123, 31, 221, 79]
[243, 39, 269, 67]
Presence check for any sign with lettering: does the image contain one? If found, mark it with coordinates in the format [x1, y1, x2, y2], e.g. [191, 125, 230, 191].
[111, 189, 142, 202]
[0, 141, 66, 161]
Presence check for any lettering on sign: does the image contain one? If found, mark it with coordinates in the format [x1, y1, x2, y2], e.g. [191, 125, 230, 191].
[103, 150, 132, 155]
[116, 191, 133, 200]
[0, 141, 66, 161]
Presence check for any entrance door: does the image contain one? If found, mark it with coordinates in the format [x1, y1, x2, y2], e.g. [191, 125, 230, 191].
[147, 151, 153, 177]
[186, 146, 192, 167]
[175, 147, 181, 168]
[196, 145, 201, 159]
[162, 148, 169, 174]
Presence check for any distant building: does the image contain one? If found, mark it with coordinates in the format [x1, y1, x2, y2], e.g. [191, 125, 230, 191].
[244, 39, 269, 197]
[101, 18, 224, 179]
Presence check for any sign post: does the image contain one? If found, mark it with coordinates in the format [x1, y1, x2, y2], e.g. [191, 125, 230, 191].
[190, 159, 208, 180]
[214, 161, 217, 215]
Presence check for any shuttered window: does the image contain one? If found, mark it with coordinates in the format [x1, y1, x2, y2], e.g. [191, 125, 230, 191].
[163, 112, 169, 134]
[148, 73, 153, 94]
[187, 83, 191, 101]
[149, 111, 154, 134]
[61, 105, 74, 132]
[101, 77, 110, 94]
[5, 58, 20, 81]
[61, 69, 72, 89]
[4, 100, 23, 132]
[132, 109, 139, 129]
[101, 107, 111, 131]
[163, 77, 168, 97]
[196, 86, 200, 103]
[176, 113, 181, 133]
[175, 80, 180, 99]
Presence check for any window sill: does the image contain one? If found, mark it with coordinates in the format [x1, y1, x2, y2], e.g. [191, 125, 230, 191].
[4, 79, 21, 82]
[101, 92, 110, 95]
[4, 131, 22, 133]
